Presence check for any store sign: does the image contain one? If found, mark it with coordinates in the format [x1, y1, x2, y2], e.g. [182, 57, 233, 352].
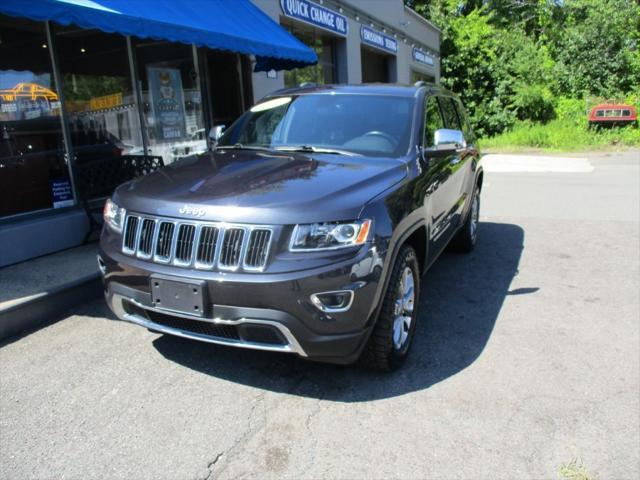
[147, 67, 186, 142]
[51, 179, 74, 208]
[280, 0, 348, 36]
[89, 92, 123, 111]
[412, 48, 434, 66]
[360, 26, 397, 54]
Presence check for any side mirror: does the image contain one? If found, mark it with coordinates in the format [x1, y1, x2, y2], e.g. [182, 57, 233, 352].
[208, 125, 226, 149]
[434, 128, 466, 150]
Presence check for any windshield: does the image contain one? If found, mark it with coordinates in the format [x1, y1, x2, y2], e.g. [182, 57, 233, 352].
[218, 93, 415, 157]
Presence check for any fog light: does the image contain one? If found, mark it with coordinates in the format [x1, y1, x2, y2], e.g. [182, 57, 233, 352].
[310, 290, 354, 313]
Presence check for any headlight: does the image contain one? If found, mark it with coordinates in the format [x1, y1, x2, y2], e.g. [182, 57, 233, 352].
[103, 198, 126, 233]
[289, 219, 372, 251]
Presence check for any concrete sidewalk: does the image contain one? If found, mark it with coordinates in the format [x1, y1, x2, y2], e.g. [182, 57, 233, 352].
[0, 243, 102, 341]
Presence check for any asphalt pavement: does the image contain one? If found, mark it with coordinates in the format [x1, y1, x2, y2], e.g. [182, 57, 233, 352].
[1, 150, 639, 480]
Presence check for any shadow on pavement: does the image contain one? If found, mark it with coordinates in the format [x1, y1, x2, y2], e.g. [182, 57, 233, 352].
[152, 221, 526, 402]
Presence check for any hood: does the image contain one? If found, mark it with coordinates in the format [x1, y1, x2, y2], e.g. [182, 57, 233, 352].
[114, 149, 407, 224]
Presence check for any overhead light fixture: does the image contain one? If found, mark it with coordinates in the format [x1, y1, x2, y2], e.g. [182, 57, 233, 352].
[339, 7, 343, 13]
[80, 47, 86, 53]
[355, 14, 360, 21]
[42, 44, 47, 49]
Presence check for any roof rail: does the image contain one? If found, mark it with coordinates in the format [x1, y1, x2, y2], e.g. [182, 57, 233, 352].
[299, 82, 317, 88]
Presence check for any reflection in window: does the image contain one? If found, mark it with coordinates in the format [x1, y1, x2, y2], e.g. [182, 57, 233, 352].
[283, 24, 336, 88]
[135, 40, 206, 165]
[424, 96, 444, 147]
[0, 16, 71, 217]
[54, 25, 146, 202]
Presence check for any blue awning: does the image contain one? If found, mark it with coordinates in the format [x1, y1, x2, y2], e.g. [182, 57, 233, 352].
[0, 0, 317, 71]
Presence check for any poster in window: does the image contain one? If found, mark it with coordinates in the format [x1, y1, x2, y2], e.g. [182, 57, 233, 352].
[147, 67, 186, 142]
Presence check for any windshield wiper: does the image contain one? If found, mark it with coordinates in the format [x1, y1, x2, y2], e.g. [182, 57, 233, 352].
[217, 143, 274, 151]
[274, 145, 360, 156]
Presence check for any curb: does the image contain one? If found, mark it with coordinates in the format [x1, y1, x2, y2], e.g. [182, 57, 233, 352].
[0, 273, 102, 342]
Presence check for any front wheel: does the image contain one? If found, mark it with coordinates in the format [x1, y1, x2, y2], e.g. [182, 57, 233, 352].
[360, 245, 420, 372]
[452, 187, 480, 253]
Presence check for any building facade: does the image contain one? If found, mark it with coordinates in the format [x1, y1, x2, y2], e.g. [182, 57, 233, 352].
[0, 0, 440, 267]
[252, 0, 441, 101]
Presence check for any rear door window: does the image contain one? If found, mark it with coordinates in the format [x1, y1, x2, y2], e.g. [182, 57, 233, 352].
[438, 97, 462, 131]
[453, 99, 473, 141]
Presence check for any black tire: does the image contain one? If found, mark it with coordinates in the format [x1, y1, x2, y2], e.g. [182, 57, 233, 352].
[452, 186, 480, 253]
[360, 245, 420, 372]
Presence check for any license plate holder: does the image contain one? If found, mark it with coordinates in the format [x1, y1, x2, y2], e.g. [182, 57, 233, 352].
[150, 276, 208, 317]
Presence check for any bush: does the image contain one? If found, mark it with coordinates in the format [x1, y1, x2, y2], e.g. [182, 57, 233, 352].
[481, 118, 640, 151]
[512, 84, 556, 123]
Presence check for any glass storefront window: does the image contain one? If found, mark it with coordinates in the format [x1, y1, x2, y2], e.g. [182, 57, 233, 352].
[411, 70, 435, 84]
[0, 17, 72, 217]
[54, 25, 145, 200]
[283, 24, 336, 88]
[134, 41, 206, 165]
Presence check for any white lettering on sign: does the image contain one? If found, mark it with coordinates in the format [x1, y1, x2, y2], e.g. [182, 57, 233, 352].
[360, 26, 398, 54]
[412, 48, 434, 66]
[281, 0, 348, 36]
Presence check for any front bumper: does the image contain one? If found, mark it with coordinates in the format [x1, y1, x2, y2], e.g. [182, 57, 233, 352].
[99, 243, 386, 364]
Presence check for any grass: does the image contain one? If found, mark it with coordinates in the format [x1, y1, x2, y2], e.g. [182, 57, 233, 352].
[558, 459, 596, 480]
[480, 119, 640, 153]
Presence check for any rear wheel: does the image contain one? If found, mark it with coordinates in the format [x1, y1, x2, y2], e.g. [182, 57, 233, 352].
[360, 245, 420, 372]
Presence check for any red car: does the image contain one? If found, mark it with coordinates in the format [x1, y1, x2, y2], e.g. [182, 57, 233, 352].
[588, 103, 637, 126]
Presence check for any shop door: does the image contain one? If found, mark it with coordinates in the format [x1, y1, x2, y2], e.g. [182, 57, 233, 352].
[206, 52, 247, 128]
[361, 48, 389, 83]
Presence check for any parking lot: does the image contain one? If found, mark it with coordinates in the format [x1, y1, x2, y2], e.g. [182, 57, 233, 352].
[1, 151, 639, 479]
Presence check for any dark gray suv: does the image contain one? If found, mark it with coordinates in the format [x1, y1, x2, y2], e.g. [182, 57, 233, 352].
[99, 83, 483, 371]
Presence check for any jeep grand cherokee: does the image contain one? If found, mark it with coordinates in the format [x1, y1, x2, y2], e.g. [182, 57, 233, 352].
[99, 83, 483, 371]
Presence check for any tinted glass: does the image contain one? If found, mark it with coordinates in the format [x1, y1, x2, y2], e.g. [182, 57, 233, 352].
[0, 16, 72, 217]
[622, 109, 631, 116]
[595, 110, 604, 117]
[453, 98, 473, 141]
[219, 94, 415, 157]
[438, 97, 461, 130]
[54, 25, 145, 201]
[424, 95, 444, 147]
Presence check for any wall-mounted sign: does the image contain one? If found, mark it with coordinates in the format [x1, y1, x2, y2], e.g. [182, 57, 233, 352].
[412, 48, 434, 66]
[360, 26, 398, 55]
[280, 0, 348, 36]
[147, 67, 186, 142]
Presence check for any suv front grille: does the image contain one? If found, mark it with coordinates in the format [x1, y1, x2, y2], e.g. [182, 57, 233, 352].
[121, 214, 273, 271]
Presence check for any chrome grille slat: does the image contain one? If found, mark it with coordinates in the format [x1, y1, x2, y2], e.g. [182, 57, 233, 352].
[121, 214, 272, 272]
[244, 229, 272, 269]
[123, 216, 139, 253]
[196, 225, 219, 267]
[219, 228, 245, 269]
[175, 224, 196, 265]
[154, 222, 175, 261]
[137, 219, 156, 258]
